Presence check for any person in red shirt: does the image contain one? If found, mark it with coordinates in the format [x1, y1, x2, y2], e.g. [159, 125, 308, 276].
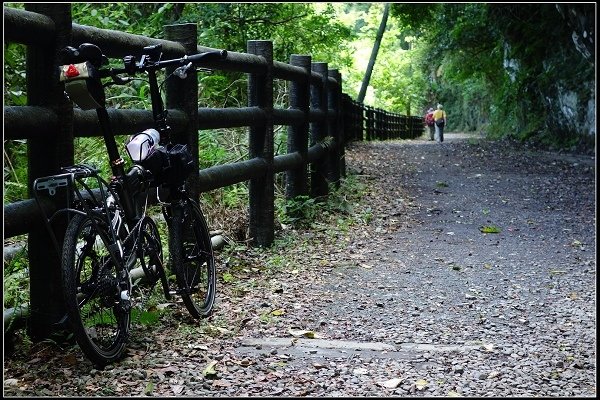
[424, 108, 435, 141]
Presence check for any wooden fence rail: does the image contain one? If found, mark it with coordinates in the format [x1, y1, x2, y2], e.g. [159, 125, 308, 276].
[3, 4, 424, 339]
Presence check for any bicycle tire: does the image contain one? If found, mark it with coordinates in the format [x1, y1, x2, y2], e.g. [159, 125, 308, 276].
[129, 216, 167, 315]
[61, 213, 130, 366]
[168, 199, 216, 318]
[133, 216, 165, 287]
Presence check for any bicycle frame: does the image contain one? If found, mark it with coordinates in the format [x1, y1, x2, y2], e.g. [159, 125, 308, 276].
[36, 41, 226, 287]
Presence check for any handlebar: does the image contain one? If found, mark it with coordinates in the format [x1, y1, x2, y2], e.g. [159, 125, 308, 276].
[102, 49, 228, 82]
[61, 43, 227, 82]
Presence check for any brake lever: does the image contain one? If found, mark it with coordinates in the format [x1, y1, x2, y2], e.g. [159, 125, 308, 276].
[101, 71, 132, 88]
[173, 62, 193, 79]
[112, 75, 131, 85]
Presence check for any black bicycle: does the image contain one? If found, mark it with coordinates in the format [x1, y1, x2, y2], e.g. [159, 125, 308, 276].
[33, 42, 226, 366]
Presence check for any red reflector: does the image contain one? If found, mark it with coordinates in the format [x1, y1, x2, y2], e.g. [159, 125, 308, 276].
[65, 64, 80, 78]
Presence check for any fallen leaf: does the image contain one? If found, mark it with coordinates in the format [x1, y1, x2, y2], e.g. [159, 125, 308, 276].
[288, 329, 319, 338]
[143, 382, 154, 395]
[271, 308, 286, 316]
[353, 368, 369, 375]
[479, 225, 501, 233]
[171, 385, 184, 395]
[377, 377, 404, 388]
[482, 343, 494, 352]
[202, 360, 218, 377]
[415, 379, 428, 390]
[447, 390, 461, 397]
[487, 370, 501, 379]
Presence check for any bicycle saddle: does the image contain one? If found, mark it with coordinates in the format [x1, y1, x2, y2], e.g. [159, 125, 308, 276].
[60, 43, 108, 68]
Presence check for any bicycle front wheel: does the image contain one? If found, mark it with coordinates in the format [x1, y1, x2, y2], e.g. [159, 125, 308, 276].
[168, 199, 216, 318]
[61, 213, 130, 366]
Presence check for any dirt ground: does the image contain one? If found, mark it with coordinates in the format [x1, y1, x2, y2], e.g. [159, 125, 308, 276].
[3, 132, 596, 397]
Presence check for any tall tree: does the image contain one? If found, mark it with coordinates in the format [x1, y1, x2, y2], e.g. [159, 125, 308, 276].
[357, 3, 390, 103]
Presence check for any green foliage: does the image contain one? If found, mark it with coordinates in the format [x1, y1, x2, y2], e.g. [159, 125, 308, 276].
[3, 139, 28, 204]
[3, 42, 27, 106]
[276, 174, 367, 230]
[221, 272, 234, 284]
[390, 3, 437, 34]
[278, 195, 319, 228]
[390, 3, 594, 150]
[334, 3, 428, 114]
[4, 40, 29, 203]
[198, 130, 236, 169]
[3, 246, 30, 311]
[131, 309, 160, 325]
[184, 3, 353, 64]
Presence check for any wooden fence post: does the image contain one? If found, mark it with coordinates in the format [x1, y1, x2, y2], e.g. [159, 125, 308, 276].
[386, 112, 390, 139]
[248, 40, 274, 247]
[164, 23, 199, 202]
[326, 69, 340, 186]
[379, 110, 384, 139]
[330, 69, 345, 179]
[285, 54, 311, 200]
[366, 106, 373, 141]
[378, 110, 382, 139]
[25, 3, 73, 341]
[310, 62, 328, 199]
[350, 96, 359, 142]
[400, 115, 407, 138]
[357, 103, 363, 141]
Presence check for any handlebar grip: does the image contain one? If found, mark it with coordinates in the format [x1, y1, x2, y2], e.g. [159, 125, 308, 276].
[186, 50, 227, 65]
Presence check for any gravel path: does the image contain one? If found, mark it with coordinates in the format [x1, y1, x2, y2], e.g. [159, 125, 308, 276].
[4, 133, 596, 397]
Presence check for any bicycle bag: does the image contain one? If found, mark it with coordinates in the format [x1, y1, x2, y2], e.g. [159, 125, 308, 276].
[59, 61, 105, 110]
[138, 143, 194, 187]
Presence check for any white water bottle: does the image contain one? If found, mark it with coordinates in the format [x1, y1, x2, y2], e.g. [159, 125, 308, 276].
[126, 129, 160, 162]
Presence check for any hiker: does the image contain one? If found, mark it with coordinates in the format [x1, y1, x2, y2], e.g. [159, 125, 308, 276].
[432, 104, 447, 142]
[424, 108, 435, 141]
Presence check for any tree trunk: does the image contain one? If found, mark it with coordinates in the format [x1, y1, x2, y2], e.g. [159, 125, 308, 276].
[357, 3, 390, 103]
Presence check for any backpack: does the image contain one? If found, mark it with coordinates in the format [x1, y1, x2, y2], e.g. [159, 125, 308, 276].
[425, 113, 435, 126]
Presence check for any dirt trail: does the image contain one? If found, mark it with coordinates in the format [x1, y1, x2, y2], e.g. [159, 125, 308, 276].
[4, 133, 596, 397]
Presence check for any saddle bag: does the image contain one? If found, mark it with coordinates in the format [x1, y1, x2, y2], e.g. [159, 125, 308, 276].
[139, 143, 194, 187]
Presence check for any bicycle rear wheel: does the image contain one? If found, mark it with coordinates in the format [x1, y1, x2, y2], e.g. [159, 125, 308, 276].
[129, 216, 167, 319]
[61, 213, 130, 366]
[168, 199, 216, 318]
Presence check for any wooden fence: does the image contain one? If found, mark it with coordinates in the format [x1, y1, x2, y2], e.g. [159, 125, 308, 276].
[3, 4, 424, 339]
